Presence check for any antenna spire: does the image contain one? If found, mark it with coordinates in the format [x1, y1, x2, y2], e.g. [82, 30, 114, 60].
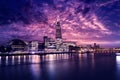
[57, 15, 60, 22]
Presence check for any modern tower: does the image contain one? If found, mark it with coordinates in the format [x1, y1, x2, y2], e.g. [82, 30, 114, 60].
[56, 16, 62, 39]
[55, 16, 62, 51]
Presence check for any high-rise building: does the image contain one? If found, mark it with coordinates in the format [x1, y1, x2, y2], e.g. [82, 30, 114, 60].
[43, 16, 76, 52]
[55, 16, 63, 51]
[56, 16, 62, 39]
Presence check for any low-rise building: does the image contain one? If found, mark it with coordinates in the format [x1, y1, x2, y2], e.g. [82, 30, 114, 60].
[9, 39, 27, 51]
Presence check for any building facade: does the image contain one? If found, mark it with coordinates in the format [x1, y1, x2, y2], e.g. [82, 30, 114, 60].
[9, 39, 27, 51]
[29, 41, 39, 53]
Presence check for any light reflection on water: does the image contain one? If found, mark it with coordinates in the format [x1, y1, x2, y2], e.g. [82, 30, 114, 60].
[12, 56, 14, 65]
[0, 54, 72, 66]
[0, 53, 120, 80]
[0, 56, 1, 65]
[116, 56, 120, 80]
[31, 63, 40, 80]
[5, 56, 8, 65]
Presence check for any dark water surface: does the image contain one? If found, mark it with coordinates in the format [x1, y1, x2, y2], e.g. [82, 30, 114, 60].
[0, 53, 120, 80]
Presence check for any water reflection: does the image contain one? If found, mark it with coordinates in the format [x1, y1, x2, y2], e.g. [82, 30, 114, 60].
[0, 53, 96, 66]
[31, 55, 40, 63]
[46, 54, 56, 61]
[5, 56, 8, 65]
[0, 56, 1, 65]
[18, 56, 21, 64]
[0, 53, 118, 80]
[12, 56, 14, 65]
[23, 55, 26, 62]
[116, 56, 120, 80]
[31, 64, 40, 80]
[91, 53, 95, 69]
[0, 54, 73, 66]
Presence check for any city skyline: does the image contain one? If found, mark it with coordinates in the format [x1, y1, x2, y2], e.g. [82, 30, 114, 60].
[0, 0, 120, 48]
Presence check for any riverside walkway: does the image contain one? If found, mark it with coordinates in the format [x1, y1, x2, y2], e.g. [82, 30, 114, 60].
[0, 52, 78, 56]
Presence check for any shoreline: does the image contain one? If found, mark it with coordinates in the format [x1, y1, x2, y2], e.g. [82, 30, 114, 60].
[0, 52, 117, 56]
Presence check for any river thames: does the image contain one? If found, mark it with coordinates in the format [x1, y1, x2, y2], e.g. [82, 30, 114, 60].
[0, 53, 120, 80]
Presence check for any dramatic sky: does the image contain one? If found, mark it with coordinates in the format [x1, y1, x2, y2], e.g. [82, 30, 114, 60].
[0, 0, 120, 47]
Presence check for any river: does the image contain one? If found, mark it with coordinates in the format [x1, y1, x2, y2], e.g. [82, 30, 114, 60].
[0, 53, 120, 80]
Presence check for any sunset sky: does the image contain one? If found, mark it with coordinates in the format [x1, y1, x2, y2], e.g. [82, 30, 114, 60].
[0, 0, 120, 47]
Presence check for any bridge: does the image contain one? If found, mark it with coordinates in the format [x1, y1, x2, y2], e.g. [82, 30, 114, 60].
[79, 48, 120, 56]
[94, 48, 120, 54]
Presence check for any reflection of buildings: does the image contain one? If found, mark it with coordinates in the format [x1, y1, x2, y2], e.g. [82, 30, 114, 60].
[44, 16, 76, 52]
